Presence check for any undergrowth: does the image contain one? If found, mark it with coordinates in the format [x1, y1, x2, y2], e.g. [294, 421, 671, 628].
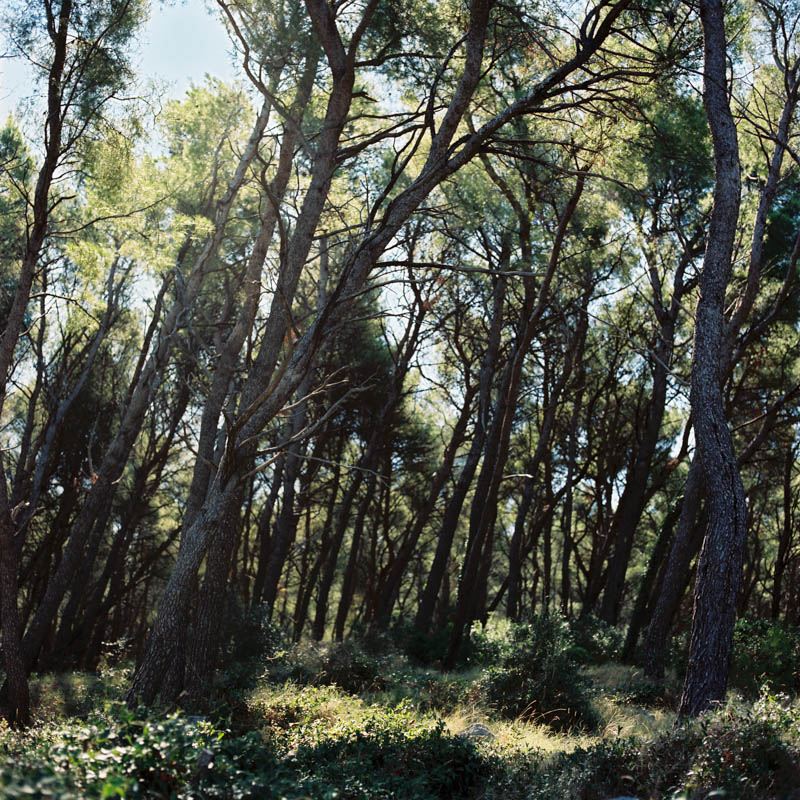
[4, 616, 800, 799]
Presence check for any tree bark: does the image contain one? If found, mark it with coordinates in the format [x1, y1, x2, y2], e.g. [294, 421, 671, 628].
[678, 0, 746, 715]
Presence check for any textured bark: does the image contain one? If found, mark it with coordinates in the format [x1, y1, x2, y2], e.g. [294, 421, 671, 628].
[126, 478, 238, 705]
[186, 495, 242, 696]
[0, 0, 74, 724]
[678, 0, 746, 716]
[0, 454, 29, 726]
[644, 458, 704, 681]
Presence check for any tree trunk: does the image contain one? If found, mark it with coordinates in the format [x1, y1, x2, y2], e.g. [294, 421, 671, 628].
[644, 459, 704, 682]
[678, 0, 746, 715]
[334, 472, 378, 640]
[771, 444, 796, 619]
[621, 501, 681, 661]
[415, 275, 508, 633]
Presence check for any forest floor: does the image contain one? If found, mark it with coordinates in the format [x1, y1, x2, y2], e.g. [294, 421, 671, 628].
[2, 620, 800, 799]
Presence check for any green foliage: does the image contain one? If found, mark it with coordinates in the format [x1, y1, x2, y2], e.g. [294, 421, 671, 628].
[3, 0, 146, 127]
[480, 616, 598, 730]
[223, 601, 289, 665]
[315, 642, 388, 694]
[0, 694, 487, 799]
[0, 118, 32, 318]
[390, 619, 501, 669]
[0, 702, 229, 798]
[731, 617, 800, 696]
[380, 669, 482, 715]
[268, 641, 389, 694]
[515, 692, 800, 800]
[9, 665, 800, 800]
[567, 615, 625, 665]
[278, 701, 486, 799]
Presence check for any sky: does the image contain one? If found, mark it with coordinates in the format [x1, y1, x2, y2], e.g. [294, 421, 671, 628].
[0, 0, 239, 121]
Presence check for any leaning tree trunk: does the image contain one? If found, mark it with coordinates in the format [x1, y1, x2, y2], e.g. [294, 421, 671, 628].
[678, 0, 747, 716]
[620, 500, 681, 662]
[771, 444, 796, 619]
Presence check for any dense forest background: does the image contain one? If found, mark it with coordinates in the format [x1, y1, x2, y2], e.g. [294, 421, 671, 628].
[1, 0, 800, 758]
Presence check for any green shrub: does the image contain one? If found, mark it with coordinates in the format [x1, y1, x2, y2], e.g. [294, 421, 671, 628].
[0, 703, 233, 798]
[378, 668, 482, 714]
[267, 641, 387, 694]
[315, 642, 387, 693]
[731, 617, 800, 695]
[567, 615, 624, 664]
[480, 616, 598, 730]
[0, 696, 486, 800]
[224, 601, 288, 664]
[281, 701, 487, 799]
[389, 618, 501, 669]
[517, 691, 800, 800]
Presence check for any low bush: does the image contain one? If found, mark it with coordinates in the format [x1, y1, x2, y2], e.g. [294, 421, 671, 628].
[389, 618, 502, 669]
[566, 615, 624, 664]
[480, 615, 598, 731]
[278, 701, 488, 799]
[0, 696, 487, 799]
[730, 617, 800, 695]
[266, 641, 388, 694]
[377, 669, 482, 714]
[223, 600, 288, 665]
[0, 703, 234, 798]
[513, 691, 800, 800]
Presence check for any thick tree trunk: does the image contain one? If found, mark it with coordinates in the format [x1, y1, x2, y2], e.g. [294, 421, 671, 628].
[0, 455, 29, 726]
[186, 495, 242, 696]
[678, 0, 746, 716]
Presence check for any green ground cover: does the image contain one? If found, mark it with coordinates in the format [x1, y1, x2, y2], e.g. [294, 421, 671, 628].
[3, 617, 799, 799]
